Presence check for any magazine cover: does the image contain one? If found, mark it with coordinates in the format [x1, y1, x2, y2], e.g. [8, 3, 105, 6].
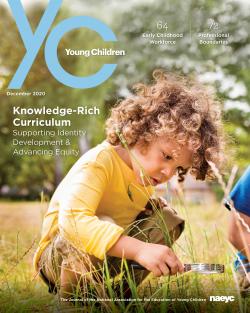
[0, 0, 250, 312]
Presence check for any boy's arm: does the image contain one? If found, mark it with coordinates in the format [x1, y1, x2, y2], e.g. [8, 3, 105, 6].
[58, 161, 124, 260]
[228, 211, 250, 257]
[228, 167, 250, 258]
[107, 234, 184, 276]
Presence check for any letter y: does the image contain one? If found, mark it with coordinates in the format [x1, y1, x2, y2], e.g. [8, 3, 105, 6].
[8, 0, 62, 89]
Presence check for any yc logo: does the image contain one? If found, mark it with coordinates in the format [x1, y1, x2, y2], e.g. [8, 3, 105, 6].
[8, 0, 117, 89]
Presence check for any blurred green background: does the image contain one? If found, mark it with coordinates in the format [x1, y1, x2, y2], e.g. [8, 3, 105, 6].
[0, 0, 249, 200]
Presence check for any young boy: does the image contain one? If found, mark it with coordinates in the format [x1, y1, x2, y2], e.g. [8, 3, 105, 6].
[227, 167, 250, 293]
[34, 70, 224, 300]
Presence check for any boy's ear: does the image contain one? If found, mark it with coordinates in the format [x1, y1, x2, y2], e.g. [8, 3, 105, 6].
[136, 140, 149, 155]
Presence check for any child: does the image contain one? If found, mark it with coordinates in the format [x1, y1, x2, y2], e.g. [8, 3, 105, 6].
[34, 70, 224, 301]
[227, 167, 250, 293]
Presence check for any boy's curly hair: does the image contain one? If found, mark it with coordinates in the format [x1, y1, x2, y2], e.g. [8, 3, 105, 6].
[106, 70, 225, 181]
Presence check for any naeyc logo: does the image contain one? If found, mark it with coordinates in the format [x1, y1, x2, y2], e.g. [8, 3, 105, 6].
[8, 0, 118, 89]
[209, 295, 235, 303]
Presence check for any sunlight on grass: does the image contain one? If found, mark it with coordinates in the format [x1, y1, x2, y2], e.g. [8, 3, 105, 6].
[0, 200, 249, 312]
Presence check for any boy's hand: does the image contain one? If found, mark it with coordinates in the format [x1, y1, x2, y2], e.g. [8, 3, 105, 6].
[134, 242, 184, 277]
[145, 197, 177, 215]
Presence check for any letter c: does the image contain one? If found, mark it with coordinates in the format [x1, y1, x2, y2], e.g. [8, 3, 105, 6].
[45, 16, 117, 88]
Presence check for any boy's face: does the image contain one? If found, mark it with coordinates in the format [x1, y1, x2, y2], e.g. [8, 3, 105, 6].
[130, 136, 193, 186]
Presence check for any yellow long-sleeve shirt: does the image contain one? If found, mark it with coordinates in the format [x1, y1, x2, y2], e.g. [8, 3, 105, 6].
[34, 141, 153, 271]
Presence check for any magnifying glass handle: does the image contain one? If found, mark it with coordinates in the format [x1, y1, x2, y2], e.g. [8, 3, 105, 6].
[129, 262, 180, 271]
[130, 262, 146, 270]
[130, 262, 225, 274]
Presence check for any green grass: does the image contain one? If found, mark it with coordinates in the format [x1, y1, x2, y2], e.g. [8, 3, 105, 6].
[0, 200, 250, 312]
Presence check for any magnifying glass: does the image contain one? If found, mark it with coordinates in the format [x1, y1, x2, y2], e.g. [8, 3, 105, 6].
[130, 262, 225, 274]
[183, 263, 224, 274]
